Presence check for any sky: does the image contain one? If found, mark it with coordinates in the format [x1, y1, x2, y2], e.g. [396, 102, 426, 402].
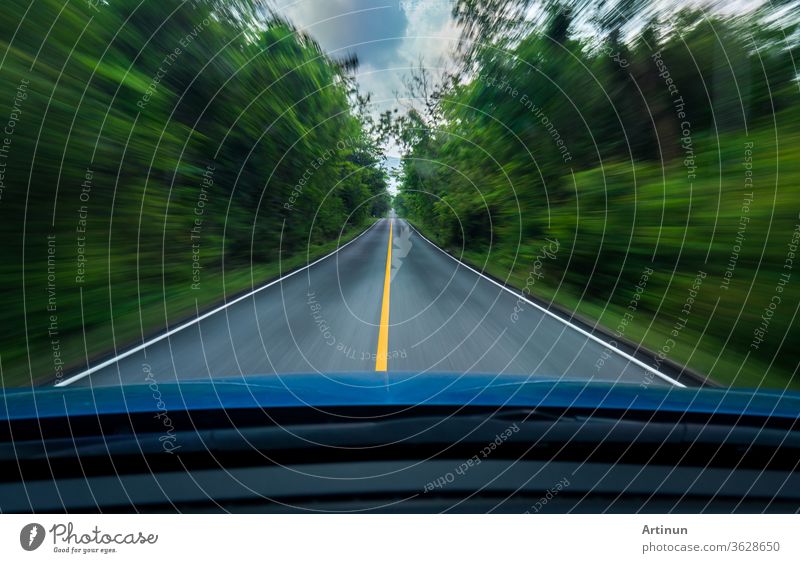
[274, 0, 460, 158]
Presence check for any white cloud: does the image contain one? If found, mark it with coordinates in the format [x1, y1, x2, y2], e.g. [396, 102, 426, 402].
[276, 1, 408, 65]
[276, 0, 459, 130]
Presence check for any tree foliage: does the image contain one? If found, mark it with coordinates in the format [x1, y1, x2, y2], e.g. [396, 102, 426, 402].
[397, 1, 800, 387]
[0, 0, 388, 386]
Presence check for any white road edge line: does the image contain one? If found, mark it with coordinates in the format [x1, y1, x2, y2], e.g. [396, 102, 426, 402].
[55, 220, 383, 387]
[406, 222, 686, 388]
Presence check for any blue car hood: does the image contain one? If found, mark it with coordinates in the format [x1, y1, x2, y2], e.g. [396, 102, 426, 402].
[2, 373, 799, 421]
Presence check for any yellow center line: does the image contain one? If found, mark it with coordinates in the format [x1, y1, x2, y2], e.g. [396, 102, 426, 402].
[375, 219, 393, 371]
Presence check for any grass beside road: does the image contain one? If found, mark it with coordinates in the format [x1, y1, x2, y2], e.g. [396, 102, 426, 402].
[1, 219, 378, 388]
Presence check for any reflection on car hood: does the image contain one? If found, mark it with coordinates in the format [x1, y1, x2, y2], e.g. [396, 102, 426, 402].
[2, 373, 800, 420]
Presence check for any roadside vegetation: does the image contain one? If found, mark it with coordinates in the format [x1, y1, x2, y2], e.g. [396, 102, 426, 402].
[0, 1, 389, 387]
[394, 0, 800, 389]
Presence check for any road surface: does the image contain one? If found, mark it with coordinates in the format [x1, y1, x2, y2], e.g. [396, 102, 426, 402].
[60, 216, 688, 388]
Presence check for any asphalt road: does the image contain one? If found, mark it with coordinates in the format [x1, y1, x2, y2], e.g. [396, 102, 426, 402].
[63, 216, 685, 388]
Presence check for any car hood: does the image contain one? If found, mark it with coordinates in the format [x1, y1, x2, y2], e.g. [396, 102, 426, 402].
[2, 373, 799, 421]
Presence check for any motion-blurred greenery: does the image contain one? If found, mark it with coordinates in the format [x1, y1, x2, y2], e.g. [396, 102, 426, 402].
[0, 1, 389, 387]
[395, 1, 800, 389]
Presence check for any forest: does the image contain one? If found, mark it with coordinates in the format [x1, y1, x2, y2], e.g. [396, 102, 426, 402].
[394, 0, 800, 388]
[0, 0, 389, 386]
